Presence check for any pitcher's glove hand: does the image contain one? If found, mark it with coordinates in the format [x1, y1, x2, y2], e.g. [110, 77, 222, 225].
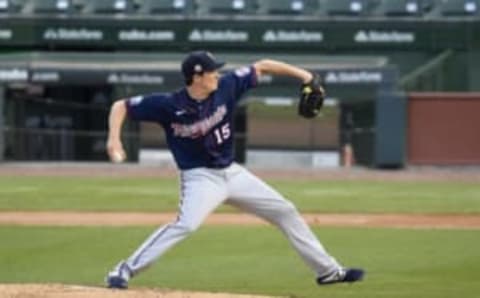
[298, 73, 325, 119]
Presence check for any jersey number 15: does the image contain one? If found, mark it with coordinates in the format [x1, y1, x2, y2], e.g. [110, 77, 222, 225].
[213, 123, 231, 145]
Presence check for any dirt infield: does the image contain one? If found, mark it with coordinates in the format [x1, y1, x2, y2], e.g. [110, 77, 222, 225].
[1, 211, 479, 229]
[0, 284, 277, 298]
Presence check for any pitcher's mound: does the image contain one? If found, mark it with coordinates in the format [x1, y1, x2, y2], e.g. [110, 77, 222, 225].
[0, 284, 276, 298]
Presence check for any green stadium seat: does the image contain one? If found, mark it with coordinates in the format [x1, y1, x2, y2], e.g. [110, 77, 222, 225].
[137, 0, 192, 15]
[195, 0, 255, 16]
[257, 0, 318, 15]
[1, 0, 28, 13]
[440, 0, 478, 16]
[0, 0, 9, 12]
[80, 0, 134, 14]
[22, 0, 72, 14]
[378, 0, 422, 16]
[324, 0, 371, 16]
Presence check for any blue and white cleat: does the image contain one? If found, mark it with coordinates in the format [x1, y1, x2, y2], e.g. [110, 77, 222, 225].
[317, 268, 365, 285]
[106, 261, 131, 289]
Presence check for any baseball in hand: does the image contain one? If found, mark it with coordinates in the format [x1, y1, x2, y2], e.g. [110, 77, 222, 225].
[111, 151, 125, 163]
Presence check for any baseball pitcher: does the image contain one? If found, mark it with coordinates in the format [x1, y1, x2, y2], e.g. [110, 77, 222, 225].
[105, 51, 364, 289]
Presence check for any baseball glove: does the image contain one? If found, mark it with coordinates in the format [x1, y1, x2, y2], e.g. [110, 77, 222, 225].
[298, 73, 325, 119]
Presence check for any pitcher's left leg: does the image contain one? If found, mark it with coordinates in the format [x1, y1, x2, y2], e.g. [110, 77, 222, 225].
[225, 164, 341, 277]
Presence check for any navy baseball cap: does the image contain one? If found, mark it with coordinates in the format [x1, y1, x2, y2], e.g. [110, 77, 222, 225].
[181, 51, 225, 79]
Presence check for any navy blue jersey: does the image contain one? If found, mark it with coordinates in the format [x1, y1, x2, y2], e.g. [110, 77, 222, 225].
[125, 66, 257, 170]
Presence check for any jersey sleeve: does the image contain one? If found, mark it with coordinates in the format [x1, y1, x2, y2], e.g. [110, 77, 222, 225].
[223, 65, 258, 99]
[125, 93, 169, 124]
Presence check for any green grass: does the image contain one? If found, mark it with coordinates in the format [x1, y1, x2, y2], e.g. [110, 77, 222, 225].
[0, 176, 479, 213]
[1, 225, 479, 298]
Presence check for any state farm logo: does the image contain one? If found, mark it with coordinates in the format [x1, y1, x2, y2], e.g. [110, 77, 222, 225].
[43, 28, 103, 41]
[107, 73, 165, 85]
[354, 30, 415, 43]
[263, 30, 323, 42]
[325, 71, 383, 84]
[188, 29, 249, 42]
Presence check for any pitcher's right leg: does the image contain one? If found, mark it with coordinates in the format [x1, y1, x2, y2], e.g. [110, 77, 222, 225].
[106, 168, 228, 288]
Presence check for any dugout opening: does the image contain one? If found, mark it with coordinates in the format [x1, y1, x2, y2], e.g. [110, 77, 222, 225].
[4, 83, 141, 162]
[3, 84, 114, 161]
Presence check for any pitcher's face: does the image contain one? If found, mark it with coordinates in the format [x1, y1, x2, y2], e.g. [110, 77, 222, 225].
[195, 70, 220, 93]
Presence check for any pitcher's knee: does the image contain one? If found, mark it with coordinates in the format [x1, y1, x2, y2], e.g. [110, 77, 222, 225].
[174, 220, 201, 234]
[278, 201, 299, 217]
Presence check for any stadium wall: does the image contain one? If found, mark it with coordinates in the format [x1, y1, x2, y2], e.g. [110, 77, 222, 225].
[1, 11, 480, 167]
[408, 93, 480, 165]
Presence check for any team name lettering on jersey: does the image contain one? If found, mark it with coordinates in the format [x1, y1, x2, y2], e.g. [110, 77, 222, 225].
[171, 105, 227, 138]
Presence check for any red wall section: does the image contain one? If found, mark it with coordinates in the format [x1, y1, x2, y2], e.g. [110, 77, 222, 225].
[408, 93, 480, 165]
